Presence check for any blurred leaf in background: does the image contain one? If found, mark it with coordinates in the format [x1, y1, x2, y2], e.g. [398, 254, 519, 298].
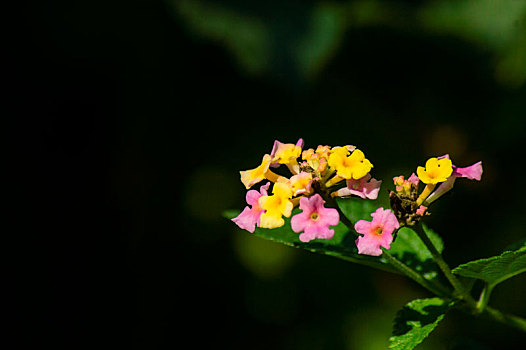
[173, 0, 526, 88]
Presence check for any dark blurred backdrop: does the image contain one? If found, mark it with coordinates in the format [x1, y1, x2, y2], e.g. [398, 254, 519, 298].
[8, 0, 526, 349]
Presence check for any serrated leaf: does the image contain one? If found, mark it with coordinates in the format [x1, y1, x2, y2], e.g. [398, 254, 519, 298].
[389, 298, 451, 350]
[452, 240, 526, 286]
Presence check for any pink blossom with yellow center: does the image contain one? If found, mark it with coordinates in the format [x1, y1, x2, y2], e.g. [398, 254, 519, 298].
[354, 207, 399, 256]
[291, 194, 340, 243]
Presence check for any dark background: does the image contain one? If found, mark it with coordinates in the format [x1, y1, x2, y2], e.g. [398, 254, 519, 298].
[9, 0, 526, 349]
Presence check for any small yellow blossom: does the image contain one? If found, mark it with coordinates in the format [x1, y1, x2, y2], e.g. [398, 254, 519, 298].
[239, 154, 283, 189]
[328, 147, 373, 180]
[416, 157, 453, 184]
[258, 182, 293, 229]
[290, 172, 313, 196]
[272, 142, 302, 165]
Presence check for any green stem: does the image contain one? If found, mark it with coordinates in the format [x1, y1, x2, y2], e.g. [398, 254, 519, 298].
[476, 283, 494, 314]
[413, 224, 473, 302]
[332, 202, 526, 332]
[331, 200, 450, 297]
[382, 249, 450, 297]
[483, 306, 526, 333]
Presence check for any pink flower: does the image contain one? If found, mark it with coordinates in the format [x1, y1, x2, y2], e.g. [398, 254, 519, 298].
[416, 205, 427, 216]
[354, 207, 400, 256]
[407, 173, 420, 188]
[232, 182, 271, 233]
[393, 173, 419, 195]
[331, 173, 382, 199]
[452, 161, 483, 180]
[291, 194, 340, 243]
[425, 155, 483, 205]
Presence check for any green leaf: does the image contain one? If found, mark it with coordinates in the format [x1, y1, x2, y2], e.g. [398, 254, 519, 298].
[223, 206, 396, 273]
[452, 239, 526, 286]
[225, 197, 447, 280]
[389, 298, 451, 350]
[338, 198, 446, 281]
[336, 197, 384, 223]
[388, 224, 444, 280]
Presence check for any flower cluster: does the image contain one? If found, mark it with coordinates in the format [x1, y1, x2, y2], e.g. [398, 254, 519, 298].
[232, 139, 381, 242]
[389, 155, 483, 226]
[232, 138, 483, 256]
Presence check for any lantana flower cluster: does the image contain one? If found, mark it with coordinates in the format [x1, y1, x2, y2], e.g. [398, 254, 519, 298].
[232, 139, 482, 256]
[232, 139, 381, 242]
[389, 155, 483, 226]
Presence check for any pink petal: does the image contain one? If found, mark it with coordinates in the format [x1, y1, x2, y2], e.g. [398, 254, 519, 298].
[232, 206, 259, 233]
[295, 138, 304, 149]
[299, 231, 316, 243]
[269, 140, 283, 167]
[407, 173, 419, 188]
[306, 193, 325, 211]
[245, 182, 270, 206]
[318, 207, 340, 227]
[453, 161, 483, 180]
[304, 225, 335, 241]
[245, 189, 262, 206]
[362, 178, 382, 199]
[298, 195, 315, 215]
[292, 194, 339, 242]
[336, 174, 381, 199]
[376, 229, 394, 250]
[416, 205, 427, 216]
[425, 176, 456, 204]
[354, 220, 372, 236]
[355, 235, 383, 256]
[291, 211, 309, 233]
[355, 207, 397, 256]
[370, 207, 399, 234]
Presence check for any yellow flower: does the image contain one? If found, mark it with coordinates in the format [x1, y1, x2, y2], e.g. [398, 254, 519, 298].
[315, 145, 331, 158]
[258, 182, 293, 229]
[272, 142, 302, 165]
[328, 147, 373, 180]
[416, 157, 453, 184]
[289, 172, 313, 196]
[240, 154, 273, 189]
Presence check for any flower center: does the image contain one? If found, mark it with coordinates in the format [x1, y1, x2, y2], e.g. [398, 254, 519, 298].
[310, 212, 319, 221]
[374, 226, 383, 235]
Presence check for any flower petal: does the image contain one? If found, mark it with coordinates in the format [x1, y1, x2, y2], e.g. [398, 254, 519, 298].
[355, 235, 383, 256]
[354, 219, 372, 236]
[232, 206, 259, 233]
[453, 161, 483, 180]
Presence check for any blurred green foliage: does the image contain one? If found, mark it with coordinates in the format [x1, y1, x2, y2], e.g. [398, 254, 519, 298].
[16, 0, 526, 348]
[174, 0, 526, 87]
